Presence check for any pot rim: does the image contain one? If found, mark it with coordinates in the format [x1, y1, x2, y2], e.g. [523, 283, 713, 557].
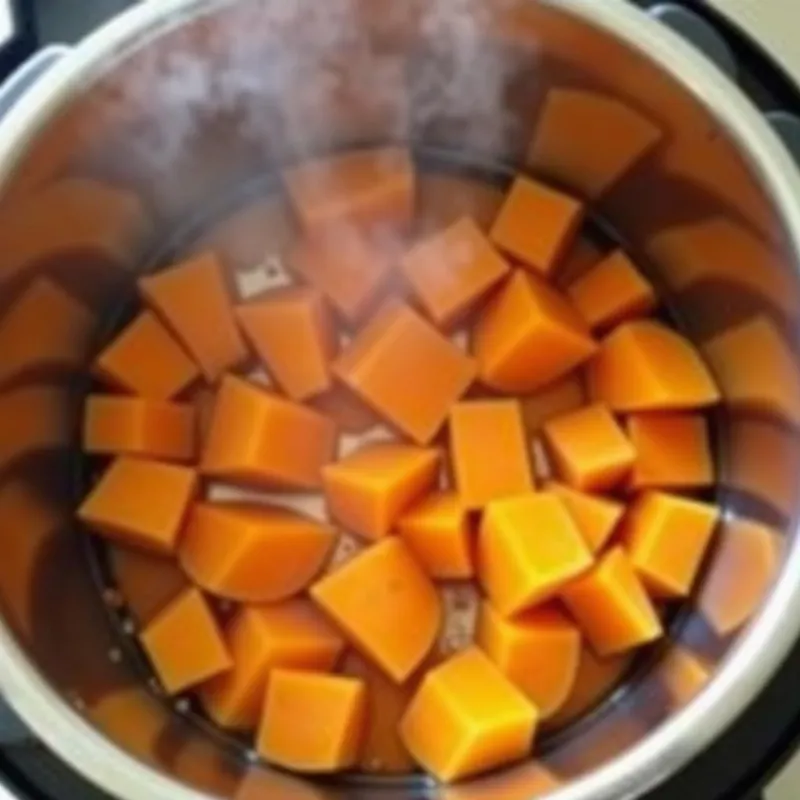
[0, 1, 799, 799]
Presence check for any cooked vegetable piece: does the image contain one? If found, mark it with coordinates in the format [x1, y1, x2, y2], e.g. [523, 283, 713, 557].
[312, 382, 378, 433]
[200, 599, 344, 730]
[546, 482, 624, 553]
[450, 399, 534, 509]
[140, 588, 231, 694]
[139, 252, 247, 383]
[334, 302, 476, 443]
[201, 375, 337, 490]
[520, 373, 586, 434]
[94, 310, 199, 400]
[474, 271, 596, 393]
[400, 647, 538, 783]
[490, 176, 583, 275]
[416, 173, 504, 235]
[478, 492, 593, 616]
[543, 403, 635, 492]
[83, 395, 195, 462]
[78, 457, 197, 554]
[311, 538, 441, 683]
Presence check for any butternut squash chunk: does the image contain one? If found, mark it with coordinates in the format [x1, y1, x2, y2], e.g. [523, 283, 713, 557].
[546, 482, 624, 553]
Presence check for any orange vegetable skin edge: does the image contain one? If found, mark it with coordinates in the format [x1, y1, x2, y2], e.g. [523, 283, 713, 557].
[561, 547, 663, 656]
[258, 670, 367, 772]
[78, 457, 197, 554]
[311, 538, 441, 683]
[139, 252, 247, 383]
[478, 492, 593, 616]
[334, 302, 476, 443]
[200, 599, 344, 730]
[450, 399, 534, 509]
[140, 588, 231, 695]
[323, 442, 441, 541]
[180, 503, 336, 602]
[477, 602, 581, 720]
[400, 647, 538, 783]
[474, 270, 597, 393]
[201, 375, 337, 490]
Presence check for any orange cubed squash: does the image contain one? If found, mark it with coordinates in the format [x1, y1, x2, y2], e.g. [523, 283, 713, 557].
[94, 311, 199, 400]
[311, 538, 441, 683]
[397, 491, 473, 580]
[416, 173, 504, 235]
[627, 412, 714, 490]
[520, 373, 586, 434]
[236, 288, 336, 401]
[109, 545, 188, 626]
[341, 650, 418, 774]
[323, 443, 441, 541]
[139, 252, 247, 383]
[78, 457, 197, 554]
[334, 302, 476, 443]
[199, 599, 344, 730]
[258, 670, 366, 774]
[588, 320, 721, 411]
[400, 646, 538, 783]
[478, 492, 593, 616]
[83, 395, 196, 462]
[312, 383, 378, 434]
[474, 271, 597, 393]
[180, 502, 336, 602]
[527, 89, 662, 200]
[450, 400, 534, 509]
[621, 492, 718, 598]
[490, 176, 583, 275]
[288, 228, 392, 324]
[283, 146, 415, 234]
[543, 403, 635, 492]
[140, 588, 231, 694]
[566, 249, 656, 331]
[477, 602, 580, 720]
[561, 547, 663, 656]
[546, 482, 624, 553]
[201, 375, 337, 490]
[400, 217, 510, 328]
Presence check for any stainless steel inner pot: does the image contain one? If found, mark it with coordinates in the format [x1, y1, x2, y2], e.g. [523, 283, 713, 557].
[0, 0, 799, 798]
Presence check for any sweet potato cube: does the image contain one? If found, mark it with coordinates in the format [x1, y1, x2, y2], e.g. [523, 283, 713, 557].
[490, 176, 583, 275]
[180, 502, 336, 602]
[397, 491, 473, 579]
[288, 228, 391, 324]
[312, 383, 378, 434]
[323, 443, 440, 541]
[401, 217, 510, 328]
[588, 320, 720, 411]
[95, 311, 199, 400]
[477, 602, 581, 720]
[400, 647, 538, 783]
[258, 670, 366, 772]
[450, 399, 534, 509]
[283, 146, 415, 234]
[311, 538, 441, 682]
[78, 457, 197, 554]
[200, 599, 344, 730]
[543, 403, 635, 492]
[546, 482, 624, 553]
[478, 492, 593, 616]
[520, 373, 586, 434]
[140, 588, 231, 694]
[201, 375, 337, 490]
[236, 288, 336, 400]
[474, 271, 597, 393]
[622, 492, 718, 598]
[527, 89, 662, 200]
[628, 412, 714, 490]
[139, 252, 247, 383]
[561, 547, 663, 656]
[341, 650, 418, 774]
[334, 302, 476, 443]
[83, 395, 196, 462]
[567, 249, 656, 331]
